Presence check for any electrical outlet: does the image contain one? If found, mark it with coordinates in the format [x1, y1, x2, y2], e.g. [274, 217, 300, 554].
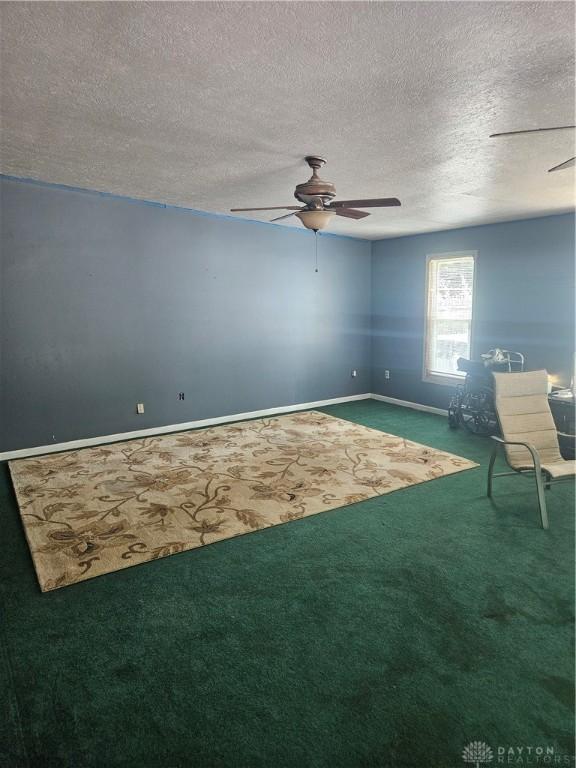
[384, 370, 390, 380]
[137, 403, 144, 414]
[178, 392, 185, 401]
[351, 369, 357, 378]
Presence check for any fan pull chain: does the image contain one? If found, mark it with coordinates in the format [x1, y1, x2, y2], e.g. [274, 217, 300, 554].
[314, 230, 319, 273]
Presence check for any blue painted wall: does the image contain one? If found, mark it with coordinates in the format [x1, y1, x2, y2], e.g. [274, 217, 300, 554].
[0, 178, 372, 451]
[372, 214, 575, 409]
[1, 176, 574, 451]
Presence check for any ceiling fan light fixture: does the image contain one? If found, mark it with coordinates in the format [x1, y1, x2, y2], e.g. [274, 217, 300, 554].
[295, 209, 335, 231]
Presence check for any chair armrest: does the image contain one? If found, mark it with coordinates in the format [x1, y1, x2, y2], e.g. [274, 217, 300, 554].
[490, 436, 542, 472]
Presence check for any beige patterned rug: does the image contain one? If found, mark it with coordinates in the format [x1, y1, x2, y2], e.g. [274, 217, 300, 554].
[10, 411, 478, 591]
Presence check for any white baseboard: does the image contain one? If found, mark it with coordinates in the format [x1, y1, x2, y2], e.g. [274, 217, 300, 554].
[1, 393, 372, 461]
[1, 392, 448, 461]
[370, 393, 448, 417]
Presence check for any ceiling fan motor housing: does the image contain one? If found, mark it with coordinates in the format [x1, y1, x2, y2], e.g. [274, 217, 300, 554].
[294, 156, 336, 204]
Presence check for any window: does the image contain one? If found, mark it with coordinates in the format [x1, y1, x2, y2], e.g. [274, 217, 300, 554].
[423, 252, 476, 384]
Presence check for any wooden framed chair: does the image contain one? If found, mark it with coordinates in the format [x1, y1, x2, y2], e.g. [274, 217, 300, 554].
[487, 369, 576, 529]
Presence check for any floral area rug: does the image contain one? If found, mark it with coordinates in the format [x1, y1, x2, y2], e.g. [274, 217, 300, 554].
[10, 411, 478, 591]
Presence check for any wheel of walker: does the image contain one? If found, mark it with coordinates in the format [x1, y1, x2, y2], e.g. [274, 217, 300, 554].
[448, 407, 460, 429]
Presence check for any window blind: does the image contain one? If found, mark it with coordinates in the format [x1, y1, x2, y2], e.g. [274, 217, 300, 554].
[425, 255, 475, 379]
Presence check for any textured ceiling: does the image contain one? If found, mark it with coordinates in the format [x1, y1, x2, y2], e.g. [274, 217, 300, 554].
[1, 1, 575, 239]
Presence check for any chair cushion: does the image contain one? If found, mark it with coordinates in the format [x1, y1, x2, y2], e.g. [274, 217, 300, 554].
[493, 370, 564, 469]
[541, 461, 576, 479]
[515, 459, 576, 478]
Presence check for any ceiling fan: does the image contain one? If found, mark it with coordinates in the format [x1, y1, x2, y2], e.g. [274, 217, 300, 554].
[230, 156, 401, 231]
[489, 125, 576, 172]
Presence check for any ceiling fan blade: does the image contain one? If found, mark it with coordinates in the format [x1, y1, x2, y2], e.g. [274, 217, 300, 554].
[335, 209, 371, 219]
[548, 156, 576, 173]
[270, 212, 298, 222]
[490, 125, 576, 138]
[230, 206, 302, 212]
[331, 198, 401, 208]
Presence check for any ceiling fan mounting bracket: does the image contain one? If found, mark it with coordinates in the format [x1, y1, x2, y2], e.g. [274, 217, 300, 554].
[295, 156, 336, 203]
[304, 155, 327, 171]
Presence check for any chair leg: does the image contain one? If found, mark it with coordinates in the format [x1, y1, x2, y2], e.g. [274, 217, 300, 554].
[534, 470, 549, 530]
[487, 444, 498, 498]
[545, 473, 551, 490]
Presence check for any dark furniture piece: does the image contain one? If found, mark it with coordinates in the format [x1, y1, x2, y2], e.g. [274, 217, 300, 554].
[548, 391, 576, 459]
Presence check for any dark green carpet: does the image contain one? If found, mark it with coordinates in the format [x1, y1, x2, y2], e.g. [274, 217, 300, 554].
[0, 401, 574, 768]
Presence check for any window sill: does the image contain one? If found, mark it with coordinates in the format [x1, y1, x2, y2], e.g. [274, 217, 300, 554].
[423, 373, 464, 387]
